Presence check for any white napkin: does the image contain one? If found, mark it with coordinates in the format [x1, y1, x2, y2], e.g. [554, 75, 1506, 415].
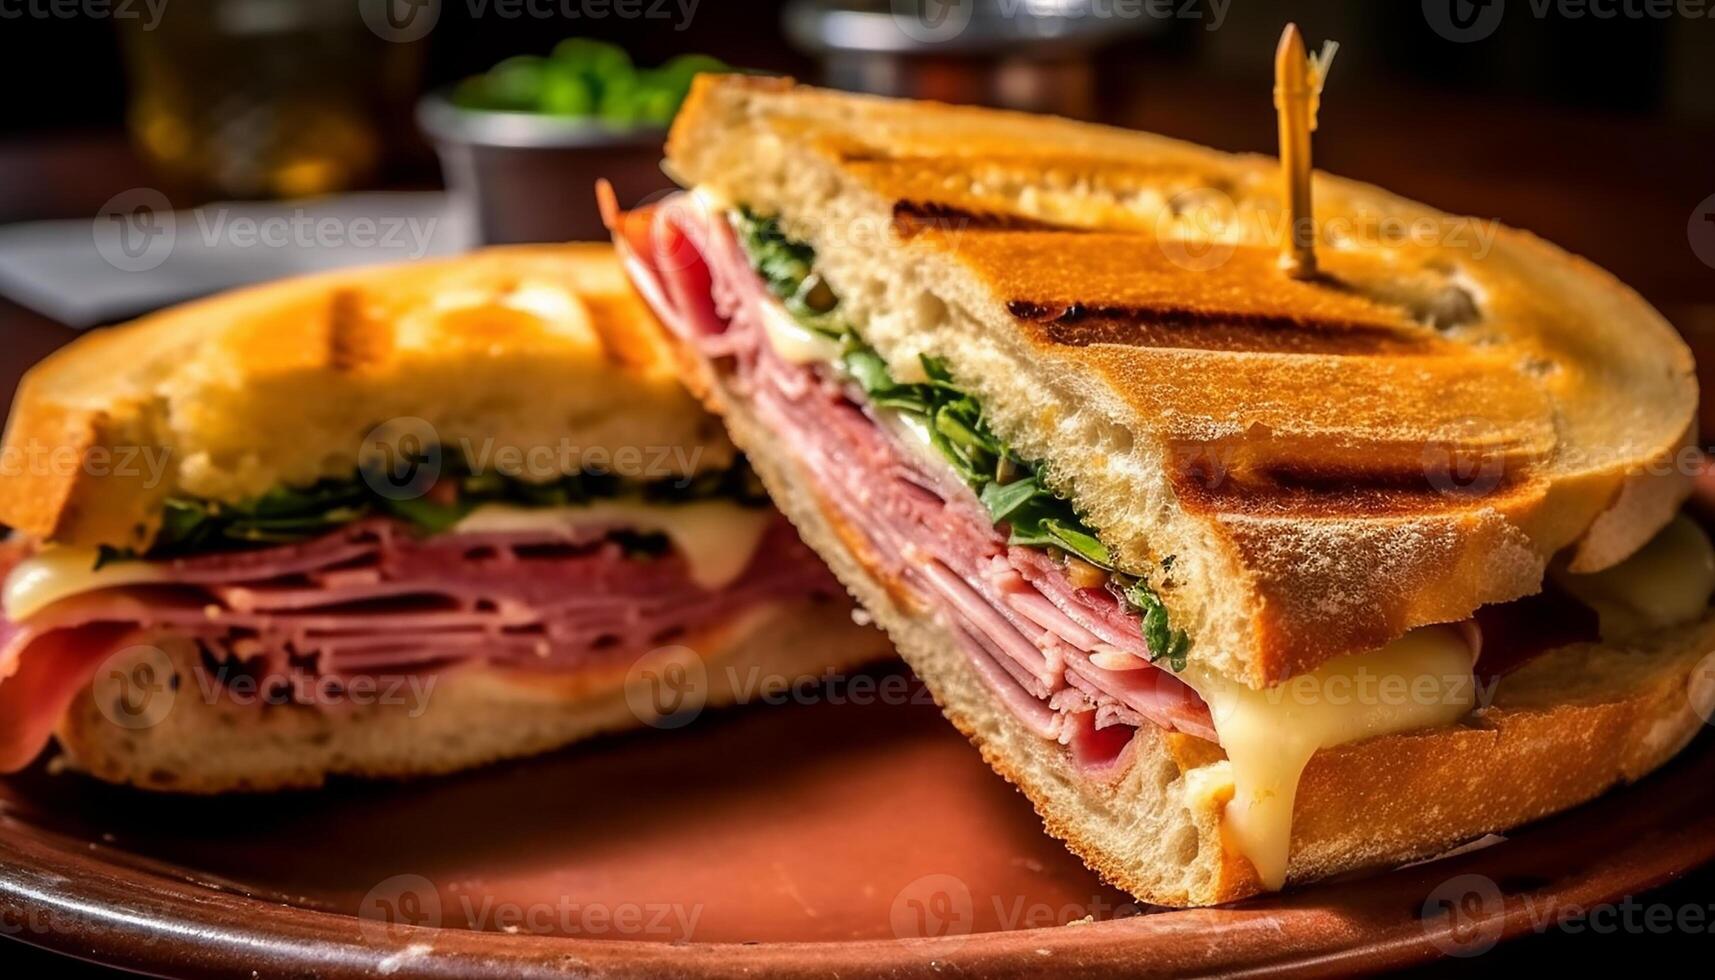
[0, 192, 475, 328]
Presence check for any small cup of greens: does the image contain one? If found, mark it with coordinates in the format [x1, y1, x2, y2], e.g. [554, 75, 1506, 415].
[419, 40, 735, 244]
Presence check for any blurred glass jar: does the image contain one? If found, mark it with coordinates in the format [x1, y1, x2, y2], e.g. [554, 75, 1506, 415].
[118, 0, 424, 199]
[784, 0, 1163, 119]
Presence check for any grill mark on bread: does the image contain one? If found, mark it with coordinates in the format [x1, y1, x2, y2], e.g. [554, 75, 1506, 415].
[1008, 300, 1436, 356]
[1168, 447, 1528, 517]
[892, 200, 1082, 236]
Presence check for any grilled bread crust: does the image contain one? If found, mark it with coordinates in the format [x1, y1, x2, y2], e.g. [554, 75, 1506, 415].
[0, 245, 736, 552]
[55, 596, 882, 793]
[673, 335, 1715, 907]
[666, 76, 1697, 688]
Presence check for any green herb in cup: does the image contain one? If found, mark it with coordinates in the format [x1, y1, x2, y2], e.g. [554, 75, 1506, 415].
[452, 39, 736, 123]
[483, 56, 550, 112]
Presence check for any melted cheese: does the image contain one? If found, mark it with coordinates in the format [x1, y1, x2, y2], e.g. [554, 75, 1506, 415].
[4, 548, 170, 622]
[757, 298, 842, 366]
[3, 501, 774, 623]
[1555, 515, 1715, 641]
[453, 500, 774, 591]
[691, 184, 732, 215]
[1184, 626, 1477, 889]
[875, 408, 956, 479]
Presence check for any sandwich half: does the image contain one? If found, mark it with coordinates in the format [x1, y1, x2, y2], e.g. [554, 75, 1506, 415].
[608, 76, 1715, 905]
[0, 243, 887, 792]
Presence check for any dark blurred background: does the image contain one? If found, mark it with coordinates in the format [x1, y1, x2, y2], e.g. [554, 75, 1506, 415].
[1, 1, 1711, 307]
[6, 1, 1714, 131]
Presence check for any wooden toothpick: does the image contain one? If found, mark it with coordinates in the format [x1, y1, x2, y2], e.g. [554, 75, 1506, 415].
[1274, 24, 1338, 280]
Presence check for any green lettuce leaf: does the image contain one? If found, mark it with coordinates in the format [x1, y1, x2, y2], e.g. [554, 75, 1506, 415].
[141, 455, 769, 562]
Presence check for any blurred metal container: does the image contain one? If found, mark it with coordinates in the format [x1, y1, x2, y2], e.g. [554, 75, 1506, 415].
[783, 0, 1164, 118]
[418, 93, 671, 245]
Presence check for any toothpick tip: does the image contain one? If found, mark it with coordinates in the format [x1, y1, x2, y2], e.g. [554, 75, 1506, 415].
[1277, 23, 1305, 63]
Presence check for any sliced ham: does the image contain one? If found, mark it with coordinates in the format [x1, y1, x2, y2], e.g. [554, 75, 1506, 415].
[0, 615, 136, 771]
[621, 192, 1542, 780]
[0, 515, 840, 772]
[623, 194, 1522, 764]
[623, 194, 1219, 762]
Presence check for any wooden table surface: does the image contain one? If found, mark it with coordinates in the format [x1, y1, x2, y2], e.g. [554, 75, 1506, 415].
[1, 82, 1712, 973]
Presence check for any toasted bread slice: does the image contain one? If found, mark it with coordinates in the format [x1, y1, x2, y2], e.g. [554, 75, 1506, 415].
[691, 351, 1715, 906]
[665, 77, 1697, 688]
[56, 596, 877, 793]
[0, 245, 736, 552]
[4, 243, 894, 792]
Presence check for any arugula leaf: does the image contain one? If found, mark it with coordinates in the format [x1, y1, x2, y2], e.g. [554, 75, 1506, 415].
[841, 346, 895, 395]
[1042, 520, 1111, 567]
[920, 354, 955, 383]
[934, 401, 999, 458]
[140, 456, 770, 562]
[979, 478, 1039, 523]
[732, 207, 817, 303]
[1124, 579, 1191, 672]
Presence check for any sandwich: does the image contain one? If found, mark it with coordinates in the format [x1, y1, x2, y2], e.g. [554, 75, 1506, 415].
[0, 243, 887, 792]
[606, 76, 1715, 906]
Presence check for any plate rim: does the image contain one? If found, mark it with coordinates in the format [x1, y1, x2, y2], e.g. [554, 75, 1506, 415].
[5, 730, 1715, 980]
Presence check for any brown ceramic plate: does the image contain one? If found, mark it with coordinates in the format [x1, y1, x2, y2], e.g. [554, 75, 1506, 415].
[2, 664, 1712, 978]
